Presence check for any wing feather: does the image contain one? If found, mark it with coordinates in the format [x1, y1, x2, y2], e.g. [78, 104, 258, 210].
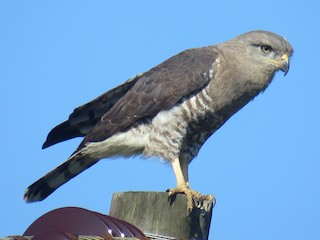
[80, 47, 218, 147]
[42, 74, 142, 148]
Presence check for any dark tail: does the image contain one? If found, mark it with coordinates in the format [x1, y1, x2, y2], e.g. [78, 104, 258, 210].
[24, 155, 98, 202]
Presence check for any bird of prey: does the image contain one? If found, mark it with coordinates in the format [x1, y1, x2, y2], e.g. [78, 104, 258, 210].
[24, 30, 293, 212]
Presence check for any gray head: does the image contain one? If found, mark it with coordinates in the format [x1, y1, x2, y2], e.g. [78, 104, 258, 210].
[221, 30, 293, 76]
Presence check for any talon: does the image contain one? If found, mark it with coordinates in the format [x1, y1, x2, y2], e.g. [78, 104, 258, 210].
[166, 186, 203, 213]
[166, 188, 177, 205]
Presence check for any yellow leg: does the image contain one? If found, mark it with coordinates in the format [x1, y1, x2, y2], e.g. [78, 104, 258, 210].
[168, 158, 201, 213]
[172, 158, 188, 188]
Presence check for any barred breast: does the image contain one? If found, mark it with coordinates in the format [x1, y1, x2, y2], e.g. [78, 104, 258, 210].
[143, 84, 224, 163]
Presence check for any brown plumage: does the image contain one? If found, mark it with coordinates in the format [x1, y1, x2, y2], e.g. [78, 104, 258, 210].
[24, 30, 293, 212]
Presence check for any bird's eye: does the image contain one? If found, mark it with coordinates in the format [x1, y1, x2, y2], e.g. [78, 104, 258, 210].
[260, 45, 273, 54]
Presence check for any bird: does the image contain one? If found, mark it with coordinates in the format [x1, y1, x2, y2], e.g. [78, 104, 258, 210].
[24, 30, 293, 212]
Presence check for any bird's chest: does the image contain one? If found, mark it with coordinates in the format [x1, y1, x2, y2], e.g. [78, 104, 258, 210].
[144, 86, 220, 161]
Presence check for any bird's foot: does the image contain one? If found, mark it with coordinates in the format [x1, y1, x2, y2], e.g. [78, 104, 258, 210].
[167, 186, 213, 213]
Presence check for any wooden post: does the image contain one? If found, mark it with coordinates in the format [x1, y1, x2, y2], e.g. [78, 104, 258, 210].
[109, 191, 215, 240]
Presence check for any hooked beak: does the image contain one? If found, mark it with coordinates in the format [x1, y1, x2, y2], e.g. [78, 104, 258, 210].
[280, 54, 290, 76]
[266, 53, 290, 76]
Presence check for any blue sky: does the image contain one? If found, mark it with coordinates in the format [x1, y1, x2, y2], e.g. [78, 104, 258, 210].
[1, 1, 319, 239]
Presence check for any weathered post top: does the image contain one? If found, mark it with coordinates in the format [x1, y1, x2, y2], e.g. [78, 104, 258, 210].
[109, 191, 215, 240]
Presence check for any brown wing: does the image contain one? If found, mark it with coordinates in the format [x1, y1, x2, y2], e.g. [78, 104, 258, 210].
[79, 47, 218, 148]
[42, 74, 142, 149]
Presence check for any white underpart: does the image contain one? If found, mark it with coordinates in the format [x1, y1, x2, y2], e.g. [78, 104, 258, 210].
[80, 86, 212, 162]
[81, 128, 147, 159]
[80, 106, 186, 161]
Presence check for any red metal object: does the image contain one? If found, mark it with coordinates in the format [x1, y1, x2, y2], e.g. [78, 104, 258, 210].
[31, 231, 73, 240]
[24, 207, 145, 238]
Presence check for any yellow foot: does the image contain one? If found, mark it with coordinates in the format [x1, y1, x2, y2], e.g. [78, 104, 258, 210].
[166, 186, 213, 213]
